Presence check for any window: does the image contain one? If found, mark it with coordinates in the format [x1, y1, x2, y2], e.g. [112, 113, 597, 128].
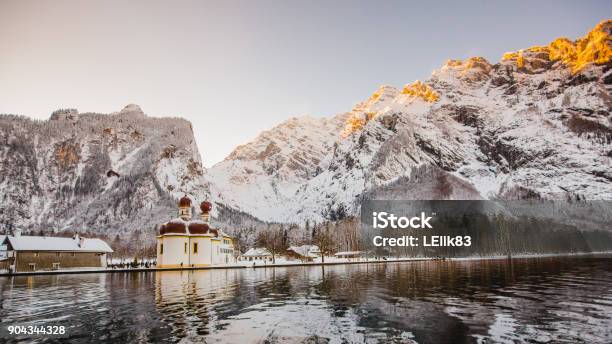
[193, 243, 198, 254]
[184, 242, 187, 254]
[28, 263, 36, 271]
[160, 244, 164, 255]
[56, 252, 60, 257]
[52, 263, 60, 270]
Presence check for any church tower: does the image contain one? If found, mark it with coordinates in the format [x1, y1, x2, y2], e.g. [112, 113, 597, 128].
[200, 201, 212, 224]
[178, 195, 192, 220]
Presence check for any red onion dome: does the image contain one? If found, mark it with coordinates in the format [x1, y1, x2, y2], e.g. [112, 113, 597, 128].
[161, 221, 187, 234]
[188, 223, 210, 234]
[178, 195, 192, 208]
[200, 201, 212, 213]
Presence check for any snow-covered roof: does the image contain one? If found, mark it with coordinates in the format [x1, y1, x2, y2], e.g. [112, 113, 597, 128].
[5, 235, 113, 253]
[216, 228, 232, 238]
[334, 251, 363, 257]
[287, 245, 320, 258]
[159, 217, 232, 238]
[0, 235, 6, 258]
[242, 248, 272, 257]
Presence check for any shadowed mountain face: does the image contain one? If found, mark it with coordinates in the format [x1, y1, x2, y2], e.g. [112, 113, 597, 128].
[0, 21, 611, 237]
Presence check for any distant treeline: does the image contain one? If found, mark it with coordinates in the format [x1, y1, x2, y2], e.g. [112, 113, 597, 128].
[366, 213, 612, 257]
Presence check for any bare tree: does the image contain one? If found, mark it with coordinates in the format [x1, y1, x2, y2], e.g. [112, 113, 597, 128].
[256, 226, 286, 264]
[313, 222, 335, 263]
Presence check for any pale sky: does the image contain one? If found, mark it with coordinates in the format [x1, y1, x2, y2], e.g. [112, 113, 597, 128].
[0, 0, 609, 166]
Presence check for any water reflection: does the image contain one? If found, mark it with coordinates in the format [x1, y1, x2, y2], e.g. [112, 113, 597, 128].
[0, 256, 611, 343]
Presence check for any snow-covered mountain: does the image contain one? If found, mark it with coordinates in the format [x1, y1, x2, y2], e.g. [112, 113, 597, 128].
[208, 20, 612, 223]
[0, 104, 212, 235]
[1, 20, 610, 234]
[205, 114, 348, 221]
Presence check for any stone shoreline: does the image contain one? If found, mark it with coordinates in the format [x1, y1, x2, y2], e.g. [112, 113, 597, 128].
[1, 252, 609, 277]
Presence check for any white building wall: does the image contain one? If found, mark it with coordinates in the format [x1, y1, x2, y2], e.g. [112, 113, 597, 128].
[211, 239, 221, 265]
[220, 241, 234, 264]
[157, 234, 234, 268]
[158, 236, 190, 268]
[190, 237, 212, 266]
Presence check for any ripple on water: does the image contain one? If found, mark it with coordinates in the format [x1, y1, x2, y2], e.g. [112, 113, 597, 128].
[0, 256, 611, 343]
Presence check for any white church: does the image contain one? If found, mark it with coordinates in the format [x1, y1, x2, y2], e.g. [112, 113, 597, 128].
[156, 196, 235, 268]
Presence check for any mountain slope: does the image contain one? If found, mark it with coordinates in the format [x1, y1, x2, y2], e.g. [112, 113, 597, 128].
[0, 105, 211, 235]
[206, 114, 348, 220]
[209, 20, 612, 223]
[1, 21, 610, 233]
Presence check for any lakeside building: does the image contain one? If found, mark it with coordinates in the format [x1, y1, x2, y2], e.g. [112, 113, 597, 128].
[0, 235, 6, 259]
[334, 251, 364, 260]
[0, 231, 113, 272]
[156, 196, 235, 268]
[240, 248, 272, 262]
[287, 245, 320, 262]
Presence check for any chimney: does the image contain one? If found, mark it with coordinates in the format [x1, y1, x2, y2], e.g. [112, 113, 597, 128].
[13, 228, 21, 238]
[79, 237, 85, 248]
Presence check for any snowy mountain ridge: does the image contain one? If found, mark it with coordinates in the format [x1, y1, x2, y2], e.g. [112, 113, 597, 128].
[205, 113, 348, 221]
[207, 20, 612, 223]
[0, 105, 212, 235]
[0, 20, 610, 234]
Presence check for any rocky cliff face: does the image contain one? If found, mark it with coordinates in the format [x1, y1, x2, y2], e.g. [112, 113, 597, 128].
[0, 105, 211, 236]
[1, 21, 610, 234]
[205, 114, 348, 221]
[209, 20, 612, 223]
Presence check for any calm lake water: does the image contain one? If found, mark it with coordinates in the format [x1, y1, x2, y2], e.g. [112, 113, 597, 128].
[0, 256, 611, 343]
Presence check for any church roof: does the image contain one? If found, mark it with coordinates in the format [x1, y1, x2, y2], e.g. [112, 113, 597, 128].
[4, 235, 113, 253]
[158, 218, 231, 238]
[200, 201, 212, 213]
[188, 222, 210, 234]
[178, 195, 192, 208]
[160, 220, 187, 234]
